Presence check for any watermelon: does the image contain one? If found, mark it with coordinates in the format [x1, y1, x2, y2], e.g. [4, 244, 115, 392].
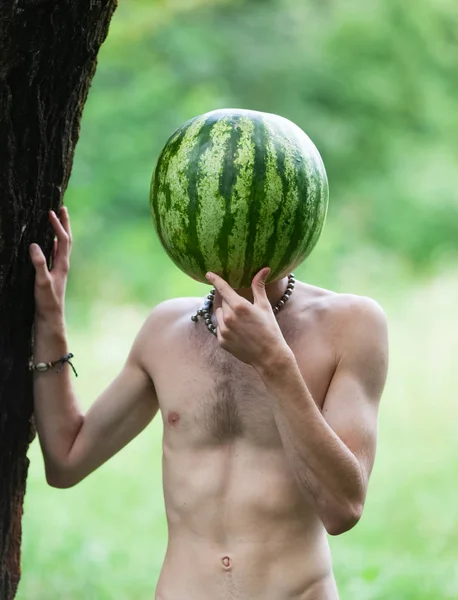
[150, 108, 328, 289]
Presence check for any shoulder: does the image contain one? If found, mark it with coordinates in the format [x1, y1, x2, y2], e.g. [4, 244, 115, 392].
[129, 296, 201, 358]
[329, 293, 388, 334]
[297, 282, 387, 336]
[296, 282, 388, 369]
[326, 292, 389, 394]
[322, 290, 388, 349]
[141, 296, 204, 338]
[148, 296, 202, 322]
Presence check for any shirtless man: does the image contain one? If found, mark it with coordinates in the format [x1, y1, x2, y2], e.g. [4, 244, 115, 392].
[30, 207, 389, 600]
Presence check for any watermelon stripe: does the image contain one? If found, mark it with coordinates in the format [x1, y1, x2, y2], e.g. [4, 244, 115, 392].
[291, 167, 325, 266]
[267, 119, 301, 277]
[252, 119, 284, 278]
[302, 183, 323, 260]
[150, 149, 168, 250]
[299, 138, 328, 261]
[302, 163, 328, 258]
[228, 116, 255, 288]
[150, 126, 188, 238]
[277, 124, 323, 270]
[218, 119, 241, 282]
[264, 121, 302, 281]
[162, 115, 207, 275]
[284, 123, 317, 267]
[186, 117, 215, 276]
[150, 127, 189, 265]
[196, 117, 233, 276]
[278, 153, 312, 272]
[241, 118, 269, 287]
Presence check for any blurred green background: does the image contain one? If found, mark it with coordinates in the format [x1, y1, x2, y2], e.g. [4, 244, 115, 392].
[18, 0, 458, 598]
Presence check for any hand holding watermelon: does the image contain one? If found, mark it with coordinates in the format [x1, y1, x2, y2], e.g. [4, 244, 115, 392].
[206, 268, 292, 369]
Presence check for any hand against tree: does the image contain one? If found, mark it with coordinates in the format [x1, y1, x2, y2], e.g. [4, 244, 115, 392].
[29, 207, 72, 321]
[206, 268, 292, 369]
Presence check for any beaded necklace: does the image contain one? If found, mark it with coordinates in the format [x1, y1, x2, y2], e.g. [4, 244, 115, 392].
[191, 273, 295, 336]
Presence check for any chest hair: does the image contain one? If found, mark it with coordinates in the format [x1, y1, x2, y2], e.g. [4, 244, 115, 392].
[193, 337, 277, 442]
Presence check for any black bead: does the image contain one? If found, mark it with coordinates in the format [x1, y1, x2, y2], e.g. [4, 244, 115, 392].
[191, 315, 198, 322]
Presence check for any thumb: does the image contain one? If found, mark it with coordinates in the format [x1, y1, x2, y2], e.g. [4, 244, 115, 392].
[252, 267, 271, 305]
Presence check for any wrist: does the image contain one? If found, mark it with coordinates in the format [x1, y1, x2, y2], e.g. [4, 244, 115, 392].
[253, 343, 296, 379]
[34, 314, 66, 335]
[33, 316, 68, 358]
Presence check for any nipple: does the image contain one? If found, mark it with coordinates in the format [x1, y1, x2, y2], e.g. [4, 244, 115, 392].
[167, 411, 180, 426]
[221, 556, 232, 569]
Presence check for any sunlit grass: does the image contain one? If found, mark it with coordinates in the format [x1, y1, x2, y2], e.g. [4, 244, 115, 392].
[17, 270, 458, 599]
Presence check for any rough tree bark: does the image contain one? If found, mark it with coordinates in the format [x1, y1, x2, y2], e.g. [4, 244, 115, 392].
[0, 1, 117, 597]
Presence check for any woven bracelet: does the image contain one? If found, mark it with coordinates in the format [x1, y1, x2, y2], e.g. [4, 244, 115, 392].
[28, 353, 78, 377]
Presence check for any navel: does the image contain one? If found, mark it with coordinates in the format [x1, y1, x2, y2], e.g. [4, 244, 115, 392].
[221, 556, 232, 570]
[167, 411, 180, 426]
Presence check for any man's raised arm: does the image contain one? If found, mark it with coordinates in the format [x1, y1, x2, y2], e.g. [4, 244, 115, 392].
[30, 207, 159, 488]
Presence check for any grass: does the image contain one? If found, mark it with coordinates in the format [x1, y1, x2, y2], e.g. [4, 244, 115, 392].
[17, 270, 458, 599]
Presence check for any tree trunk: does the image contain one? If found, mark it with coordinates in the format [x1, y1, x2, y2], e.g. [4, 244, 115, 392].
[0, 1, 117, 597]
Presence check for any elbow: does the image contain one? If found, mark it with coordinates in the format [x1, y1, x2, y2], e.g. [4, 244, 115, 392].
[323, 501, 364, 536]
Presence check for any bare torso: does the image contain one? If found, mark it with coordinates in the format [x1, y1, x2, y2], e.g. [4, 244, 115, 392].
[141, 281, 345, 600]
[32, 211, 386, 598]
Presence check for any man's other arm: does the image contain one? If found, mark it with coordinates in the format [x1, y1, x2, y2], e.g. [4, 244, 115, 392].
[33, 312, 161, 488]
[30, 207, 162, 488]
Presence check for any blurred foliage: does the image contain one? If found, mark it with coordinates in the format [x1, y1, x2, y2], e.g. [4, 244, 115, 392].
[66, 0, 458, 307]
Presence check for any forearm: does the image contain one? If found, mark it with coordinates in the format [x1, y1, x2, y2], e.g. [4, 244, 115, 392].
[254, 349, 365, 532]
[33, 316, 84, 480]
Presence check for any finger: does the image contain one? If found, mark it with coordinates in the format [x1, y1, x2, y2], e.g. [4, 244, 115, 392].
[215, 307, 229, 343]
[49, 211, 70, 272]
[215, 306, 225, 329]
[206, 272, 244, 309]
[29, 243, 51, 286]
[49, 210, 69, 243]
[221, 297, 234, 324]
[49, 237, 58, 270]
[59, 206, 72, 245]
[251, 267, 271, 306]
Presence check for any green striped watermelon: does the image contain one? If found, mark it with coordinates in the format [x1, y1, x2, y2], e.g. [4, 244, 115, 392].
[150, 108, 328, 289]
